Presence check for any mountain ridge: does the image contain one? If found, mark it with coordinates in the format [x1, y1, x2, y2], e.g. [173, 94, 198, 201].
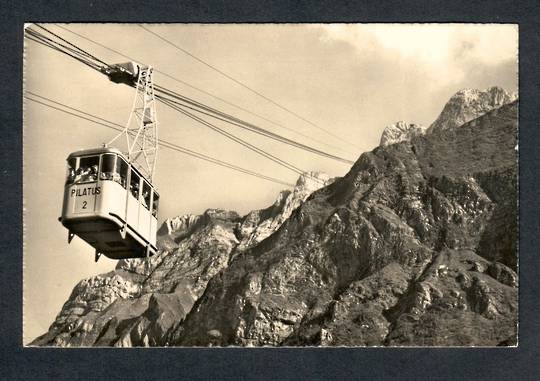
[380, 86, 517, 148]
[171, 100, 517, 346]
[428, 86, 516, 133]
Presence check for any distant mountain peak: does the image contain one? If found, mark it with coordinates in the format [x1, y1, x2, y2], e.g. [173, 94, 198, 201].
[237, 171, 333, 250]
[380, 121, 427, 146]
[295, 171, 330, 187]
[428, 86, 516, 133]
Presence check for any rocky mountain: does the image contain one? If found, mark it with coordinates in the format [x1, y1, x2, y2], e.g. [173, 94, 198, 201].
[380, 121, 427, 146]
[380, 87, 517, 148]
[428, 86, 516, 133]
[32, 92, 518, 347]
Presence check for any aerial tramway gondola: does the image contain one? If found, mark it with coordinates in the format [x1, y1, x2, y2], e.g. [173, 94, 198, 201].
[59, 62, 160, 262]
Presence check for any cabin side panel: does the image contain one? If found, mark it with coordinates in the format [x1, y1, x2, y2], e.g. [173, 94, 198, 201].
[95, 180, 127, 223]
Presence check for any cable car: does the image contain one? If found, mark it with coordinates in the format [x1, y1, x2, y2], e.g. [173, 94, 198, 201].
[59, 62, 159, 262]
[59, 147, 159, 261]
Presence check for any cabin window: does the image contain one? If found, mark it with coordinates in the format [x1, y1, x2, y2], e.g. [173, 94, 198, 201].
[75, 156, 99, 183]
[142, 181, 151, 210]
[99, 153, 128, 188]
[65, 157, 76, 185]
[130, 170, 140, 199]
[116, 157, 128, 188]
[152, 191, 159, 217]
[100, 154, 116, 181]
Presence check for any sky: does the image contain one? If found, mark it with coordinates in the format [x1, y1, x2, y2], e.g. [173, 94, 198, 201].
[23, 23, 518, 344]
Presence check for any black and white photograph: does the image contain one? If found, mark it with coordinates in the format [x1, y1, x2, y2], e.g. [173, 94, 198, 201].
[23, 23, 518, 347]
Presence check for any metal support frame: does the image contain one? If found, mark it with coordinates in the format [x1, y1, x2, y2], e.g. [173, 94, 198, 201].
[107, 64, 158, 183]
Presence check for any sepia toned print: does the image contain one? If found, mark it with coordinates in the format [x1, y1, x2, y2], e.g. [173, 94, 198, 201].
[24, 23, 518, 346]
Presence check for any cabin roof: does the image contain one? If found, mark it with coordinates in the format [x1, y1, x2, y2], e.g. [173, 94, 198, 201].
[67, 146, 125, 160]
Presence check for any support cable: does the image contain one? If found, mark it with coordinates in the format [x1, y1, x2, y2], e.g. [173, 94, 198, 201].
[158, 96, 328, 186]
[154, 88, 354, 164]
[33, 24, 111, 67]
[54, 23, 356, 156]
[23, 27, 342, 185]
[159, 97, 306, 176]
[28, 27, 353, 166]
[25, 94, 294, 187]
[25, 30, 104, 72]
[139, 24, 363, 150]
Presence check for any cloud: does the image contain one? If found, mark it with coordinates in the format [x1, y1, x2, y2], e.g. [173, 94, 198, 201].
[316, 23, 517, 93]
[318, 24, 517, 64]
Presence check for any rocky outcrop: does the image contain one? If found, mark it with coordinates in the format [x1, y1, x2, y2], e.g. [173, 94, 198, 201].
[428, 86, 515, 133]
[32, 94, 518, 347]
[237, 171, 332, 250]
[380, 86, 515, 146]
[380, 121, 427, 146]
[170, 101, 518, 347]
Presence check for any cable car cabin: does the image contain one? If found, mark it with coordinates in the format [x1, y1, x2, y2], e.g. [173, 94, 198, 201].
[59, 147, 159, 261]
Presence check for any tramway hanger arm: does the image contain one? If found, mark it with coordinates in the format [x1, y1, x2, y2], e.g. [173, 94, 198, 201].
[104, 62, 159, 183]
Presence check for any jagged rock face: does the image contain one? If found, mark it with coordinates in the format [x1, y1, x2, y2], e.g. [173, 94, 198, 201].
[33, 270, 147, 347]
[428, 86, 515, 133]
[380, 121, 427, 146]
[32, 100, 517, 347]
[237, 171, 332, 250]
[33, 208, 245, 347]
[31, 174, 331, 347]
[170, 101, 517, 347]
